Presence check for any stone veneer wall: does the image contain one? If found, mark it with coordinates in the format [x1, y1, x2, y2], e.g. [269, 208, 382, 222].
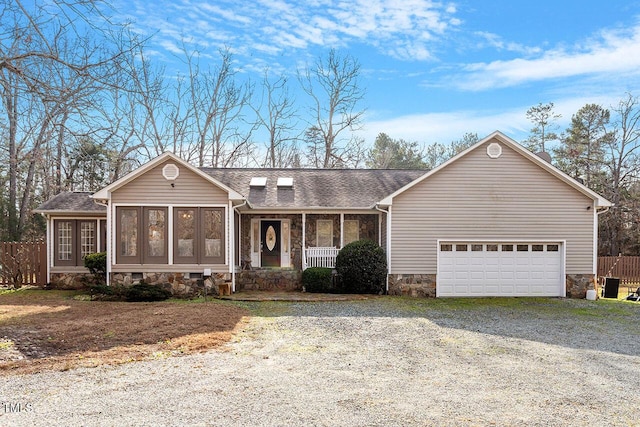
[566, 274, 596, 298]
[50, 272, 91, 290]
[110, 272, 231, 297]
[388, 273, 595, 299]
[237, 269, 302, 291]
[387, 274, 437, 298]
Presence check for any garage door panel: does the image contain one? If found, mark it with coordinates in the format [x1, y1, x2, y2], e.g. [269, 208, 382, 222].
[438, 241, 563, 297]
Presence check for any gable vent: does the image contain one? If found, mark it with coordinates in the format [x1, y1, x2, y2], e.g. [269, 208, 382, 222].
[250, 177, 267, 187]
[162, 163, 180, 181]
[486, 142, 502, 159]
[277, 177, 293, 187]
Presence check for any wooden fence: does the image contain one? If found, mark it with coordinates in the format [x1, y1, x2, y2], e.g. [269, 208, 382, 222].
[598, 256, 640, 286]
[0, 240, 47, 288]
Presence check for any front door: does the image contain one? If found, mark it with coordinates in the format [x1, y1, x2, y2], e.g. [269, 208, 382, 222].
[261, 221, 281, 267]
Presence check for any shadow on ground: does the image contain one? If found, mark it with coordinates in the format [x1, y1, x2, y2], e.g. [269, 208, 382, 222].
[229, 292, 640, 357]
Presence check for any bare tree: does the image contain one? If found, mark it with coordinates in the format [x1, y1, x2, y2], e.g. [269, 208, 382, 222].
[253, 70, 300, 167]
[600, 93, 640, 255]
[0, 0, 141, 240]
[299, 49, 365, 168]
[184, 47, 253, 168]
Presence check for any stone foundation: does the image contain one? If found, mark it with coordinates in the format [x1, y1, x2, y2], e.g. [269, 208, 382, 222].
[388, 273, 594, 299]
[388, 274, 437, 298]
[566, 274, 596, 299]
[237, 269, 302, 291]
[110, 272, 231, 298]
[50, 272, 92, 290]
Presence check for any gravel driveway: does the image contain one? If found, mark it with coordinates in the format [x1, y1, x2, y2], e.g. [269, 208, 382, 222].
[1, 298, 639, 426]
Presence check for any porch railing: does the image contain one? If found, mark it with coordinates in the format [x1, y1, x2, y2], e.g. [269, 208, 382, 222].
[305, 247, 339, 269]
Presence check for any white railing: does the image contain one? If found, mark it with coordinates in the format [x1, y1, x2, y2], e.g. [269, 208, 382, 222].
[305, 247, 339, 269]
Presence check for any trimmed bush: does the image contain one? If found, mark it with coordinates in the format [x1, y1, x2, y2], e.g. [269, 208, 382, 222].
[335, 240, 387, 294]
[302, 267, 335, 293]
[83, 252, 107, 276]
[124, 283, 172, 302]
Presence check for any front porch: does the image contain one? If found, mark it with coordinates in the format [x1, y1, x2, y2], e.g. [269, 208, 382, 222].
[236, 212, 382, 290]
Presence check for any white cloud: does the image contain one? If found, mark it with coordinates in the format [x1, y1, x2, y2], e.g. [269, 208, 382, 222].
[360, 109, 529, 144]
[126, 0, 460, 62]
[358, 93, 624, 145]
[455, 24, 640, 91]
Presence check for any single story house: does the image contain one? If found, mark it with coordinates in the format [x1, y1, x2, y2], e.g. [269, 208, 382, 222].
[35, 131, 612, 298]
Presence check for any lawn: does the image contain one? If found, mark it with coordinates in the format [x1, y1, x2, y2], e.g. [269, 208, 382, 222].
[0, 288, 249, 375]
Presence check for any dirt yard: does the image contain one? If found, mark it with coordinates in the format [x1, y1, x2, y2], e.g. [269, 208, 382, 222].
[0, 289, 248, 375]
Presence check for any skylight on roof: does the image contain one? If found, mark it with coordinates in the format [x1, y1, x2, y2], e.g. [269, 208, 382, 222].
[277, 177, 293, 187]
[250, 177, 267, 187]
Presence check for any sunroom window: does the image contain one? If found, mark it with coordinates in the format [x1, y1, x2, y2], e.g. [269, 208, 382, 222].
[54, 219, 99, 266]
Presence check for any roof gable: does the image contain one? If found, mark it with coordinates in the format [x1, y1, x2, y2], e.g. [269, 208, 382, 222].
[379, 131, 612, 208]
[92, 152, 243, 201]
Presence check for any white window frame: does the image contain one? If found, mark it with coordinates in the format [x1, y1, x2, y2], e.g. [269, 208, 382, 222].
[316, 219, 334, 247]
[343, 219, 359, 245]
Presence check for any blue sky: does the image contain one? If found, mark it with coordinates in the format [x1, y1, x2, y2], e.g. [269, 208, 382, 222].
[114, 0, 640, 146]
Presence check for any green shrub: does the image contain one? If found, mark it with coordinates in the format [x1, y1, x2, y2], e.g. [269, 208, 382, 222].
[83, 252, 107, 278]
[124, 283, 172, 302]
[335, 240, 387, 294]
[302, 267, 335, 293]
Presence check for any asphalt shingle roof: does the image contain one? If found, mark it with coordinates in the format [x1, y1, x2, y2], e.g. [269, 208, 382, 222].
[201, 168, 426, 209]
[35, 192, 106, 213]
[37, 169, 428, 213]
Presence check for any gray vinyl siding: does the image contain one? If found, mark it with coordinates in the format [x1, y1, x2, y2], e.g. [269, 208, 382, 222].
[390, 140, 595, 275]
[111, 160, 229, 204]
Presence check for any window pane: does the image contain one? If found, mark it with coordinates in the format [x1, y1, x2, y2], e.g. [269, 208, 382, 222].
[471, 244, 483, 251]
[532, 244, 543, 252]
[58, 221, 73, 261]
[501, 244, 513, 251]
[252, 220, 259, 254]
[80, 221, 96, 259]
[547, 244, 559, 252]
[176, 209, 195, 257]
[204, 209, 223, 258]
[517, 244, 529, 252]
[120, 209, 138, 256]
[456, 244, 468, 251]
[487, 244, 498, 251]
[317, 220, 333, 247]
[344, 220, 359, 245]
[283, 221, 289, 254]
[147, 209, 166, 257]
[441, 244, 452, 251]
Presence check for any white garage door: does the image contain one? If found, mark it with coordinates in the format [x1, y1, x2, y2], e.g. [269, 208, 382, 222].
[437, 242, 564, 297]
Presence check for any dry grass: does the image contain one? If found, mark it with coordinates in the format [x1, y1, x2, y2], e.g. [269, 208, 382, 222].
[0, 289, 249, 375]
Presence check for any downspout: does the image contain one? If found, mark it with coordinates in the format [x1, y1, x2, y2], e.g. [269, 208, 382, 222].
[232, 200, 248, 293]
[375, 204, 390, 293]
[94, 199, 110, 286]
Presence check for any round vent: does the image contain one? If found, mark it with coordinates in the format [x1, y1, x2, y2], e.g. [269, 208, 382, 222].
[162, 163, 180, 181]
[486, 142, 502, 159]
